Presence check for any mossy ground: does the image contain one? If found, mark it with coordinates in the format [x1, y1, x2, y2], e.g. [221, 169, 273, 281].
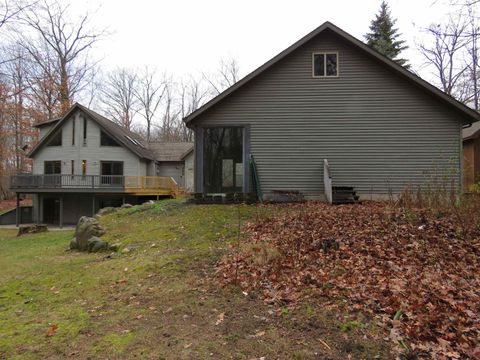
[0, 200, 392, 359]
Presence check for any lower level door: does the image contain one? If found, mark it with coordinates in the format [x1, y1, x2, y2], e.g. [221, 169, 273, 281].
[43, 197, 60, 224]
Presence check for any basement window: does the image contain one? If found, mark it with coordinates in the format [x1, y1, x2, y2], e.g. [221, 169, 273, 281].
[313, 52, 338, 77]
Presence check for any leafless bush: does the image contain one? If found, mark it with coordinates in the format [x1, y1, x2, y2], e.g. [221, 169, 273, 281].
[394, 182, 480, 240]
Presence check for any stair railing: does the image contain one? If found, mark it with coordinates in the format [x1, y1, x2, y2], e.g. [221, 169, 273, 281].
[324, 159, 333, 204]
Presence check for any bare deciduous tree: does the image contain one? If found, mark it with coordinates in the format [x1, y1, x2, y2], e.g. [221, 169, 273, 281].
[425, 0, 480, 108]
[178, 76, 209, 141]
[101, 68, 139, 130]
[158, 81, 178, 141]
[18, 0, 104, 114]
[134, 67, 165, 142]
[0, 0, 31, 30]
[419, 16, 470, 97]
[203, 57, 240, 95]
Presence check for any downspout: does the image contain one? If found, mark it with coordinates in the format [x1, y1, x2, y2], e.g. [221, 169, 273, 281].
[460, 123, 471, 195]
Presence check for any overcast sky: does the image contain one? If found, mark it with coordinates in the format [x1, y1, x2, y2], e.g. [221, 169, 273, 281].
[74, 0, 453, 83]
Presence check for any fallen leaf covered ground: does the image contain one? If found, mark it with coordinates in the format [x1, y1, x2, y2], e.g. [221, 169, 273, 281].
[217, 202, 480, 359]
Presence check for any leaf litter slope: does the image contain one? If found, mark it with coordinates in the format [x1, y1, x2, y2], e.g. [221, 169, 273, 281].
[218, 202, 480, 359]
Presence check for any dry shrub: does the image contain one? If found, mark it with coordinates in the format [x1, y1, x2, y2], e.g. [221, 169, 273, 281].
[388, 166, 480, 240]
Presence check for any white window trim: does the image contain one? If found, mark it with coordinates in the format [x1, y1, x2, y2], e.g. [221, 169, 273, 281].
[312, 51, 339, 78]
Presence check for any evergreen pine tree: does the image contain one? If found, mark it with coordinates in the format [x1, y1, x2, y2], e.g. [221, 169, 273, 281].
[365, 1, 409, 67]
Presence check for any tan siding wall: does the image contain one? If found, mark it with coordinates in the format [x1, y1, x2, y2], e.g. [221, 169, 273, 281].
[193, 30, 463, 198]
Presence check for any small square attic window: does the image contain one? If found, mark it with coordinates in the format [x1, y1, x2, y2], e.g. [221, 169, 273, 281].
[313, 52, 338, 77]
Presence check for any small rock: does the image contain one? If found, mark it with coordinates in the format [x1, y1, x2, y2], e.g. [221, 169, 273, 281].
[122, 247, 131, 254]
[97, 207, 116, 216]
[121, 203, 133, 209]
[109, 243, 120, 252]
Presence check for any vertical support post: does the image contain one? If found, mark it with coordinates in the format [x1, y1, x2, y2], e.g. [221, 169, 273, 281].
[59, 196, 63, 229]
[15, 193, 20, 227]
[195, 127, 204, 194]
[92, 194, 96, 216]
[243, 126, 251, 193]
[122, 196, 125, 205]
[37, 194, 41, 224]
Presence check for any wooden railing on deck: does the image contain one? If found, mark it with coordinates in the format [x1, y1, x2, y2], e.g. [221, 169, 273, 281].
[124, 176, 178, 195]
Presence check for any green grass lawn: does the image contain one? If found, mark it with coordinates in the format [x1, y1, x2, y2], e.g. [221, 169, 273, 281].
[0, 200, 392, 359]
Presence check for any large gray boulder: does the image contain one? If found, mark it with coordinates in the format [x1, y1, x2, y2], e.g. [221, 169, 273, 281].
[70, 216, 111, 252]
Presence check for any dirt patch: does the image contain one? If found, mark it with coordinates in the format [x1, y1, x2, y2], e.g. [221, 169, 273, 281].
[74, 264, 392, 359]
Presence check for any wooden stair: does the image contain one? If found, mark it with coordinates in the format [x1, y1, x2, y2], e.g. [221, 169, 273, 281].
[332, 186, 359, 204]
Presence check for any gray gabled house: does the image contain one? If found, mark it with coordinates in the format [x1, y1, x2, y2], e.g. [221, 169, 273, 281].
[10, 103, 193, 226]
[184, 22, 480, 202]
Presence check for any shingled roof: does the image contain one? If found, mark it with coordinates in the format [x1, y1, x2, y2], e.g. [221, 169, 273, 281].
[463, 121, 480, 141]
[148, 142, 193, 161]
[32, 117, 61, 128]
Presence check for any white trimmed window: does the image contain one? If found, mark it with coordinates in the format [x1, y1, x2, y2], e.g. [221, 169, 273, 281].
[313, 52, 338, 77]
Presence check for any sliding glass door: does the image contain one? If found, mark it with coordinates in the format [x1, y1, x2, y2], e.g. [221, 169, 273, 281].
[203, 127, 243, 193]
[100, 161, 124, 186]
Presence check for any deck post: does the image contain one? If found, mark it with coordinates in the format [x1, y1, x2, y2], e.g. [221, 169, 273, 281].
[92, 194, 95, 216]
[15, 193, 20, 227]
[36, 194, 41, 224]
[122, 196, 125, 205]
[59, 196, 63, 228]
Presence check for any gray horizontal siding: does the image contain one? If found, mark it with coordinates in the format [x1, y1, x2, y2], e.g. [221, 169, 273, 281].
[156, 162, 184, 187]
[194, 30, 463, 198]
